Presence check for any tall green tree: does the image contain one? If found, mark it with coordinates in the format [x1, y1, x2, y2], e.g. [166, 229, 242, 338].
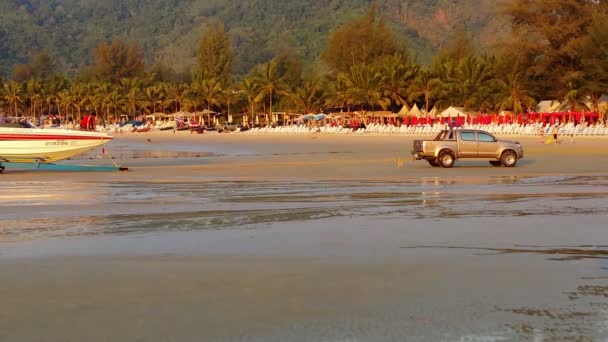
[582, 11, 608, 115]
[94, 38, 145, 83]
[197, 22, 233, 85]
[321, 6, 402, 75]
[504, 0, 595, 99]
[11, 51, 55, 82]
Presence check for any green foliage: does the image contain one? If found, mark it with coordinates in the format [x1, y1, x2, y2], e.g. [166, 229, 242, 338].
[321, 7, 404, 74]
[0, 0, 438, 78]
[94, 38, 145, 83]
[504, 0, 595, 99]
[1, 0, 607, 120]
[197, 23, 233, 85]
[11, 51, 55, 82]
[582, 11, 608, 113]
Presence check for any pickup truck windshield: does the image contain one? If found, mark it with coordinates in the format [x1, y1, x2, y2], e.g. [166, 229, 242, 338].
[478, 132, 495, 142]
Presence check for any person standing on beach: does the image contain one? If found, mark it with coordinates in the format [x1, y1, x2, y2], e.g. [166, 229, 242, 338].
[551, 124, 559, 142]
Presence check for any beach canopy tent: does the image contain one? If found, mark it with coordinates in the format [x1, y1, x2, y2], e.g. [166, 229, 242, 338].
[439, 106, 467, 118]
[427, 106, 438, 118]
[397, 104, 410, 117]
[299, 114, 316, 121]
[408, 104, 423, 117]
[536, 100, 561, 113]
[272, 111, 302, 123]
[597, 95, 608, 117]
[146, 113, 170, 121]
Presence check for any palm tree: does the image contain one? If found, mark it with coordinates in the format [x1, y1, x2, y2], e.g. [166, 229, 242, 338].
[240, 77, 259, 125]
[112, 90, 127, 122]
[378, 54, 419, 108]
[220, 86, 239, 123]
[287, 78, 327, 114]
[43, 76, 69, 115]
[336, 63, 388, 114]
[451, 56, 496, 111]
[254, 61, 286, 124]
[70, 82, 89, 121]
[194, 78, 222, 124]
[143, 84, 165, 115]
[496, 70, 537, 114]
[409, 70, 444, 112]
[165, 83, 190, 113]
[94, 82, 114, 122]
[126, 87, 141, 118]
[563, 73, 590, 112]
[55, 90, 72, 117]
[26, 79, 42, 119]
[3, 81, 24, 116]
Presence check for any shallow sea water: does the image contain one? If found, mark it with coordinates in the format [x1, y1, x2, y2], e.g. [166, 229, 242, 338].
[1, 141, 608, 341]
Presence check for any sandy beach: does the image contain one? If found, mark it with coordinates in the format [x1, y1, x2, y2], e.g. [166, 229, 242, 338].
[2, 131, 608, 341]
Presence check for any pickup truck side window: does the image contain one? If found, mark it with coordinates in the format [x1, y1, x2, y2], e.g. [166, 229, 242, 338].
[460, 132, 476, 141]
[477, 133, 495, 142]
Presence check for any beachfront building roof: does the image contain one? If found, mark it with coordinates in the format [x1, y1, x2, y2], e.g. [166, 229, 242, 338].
[428, 106, 438, 118]
[439, 106, 467, 118]
[409, 103, 423, 117]
[363, 110, 393, 117]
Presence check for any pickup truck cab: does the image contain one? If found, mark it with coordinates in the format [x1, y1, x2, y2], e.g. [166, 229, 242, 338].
[412, 129, 524, 168]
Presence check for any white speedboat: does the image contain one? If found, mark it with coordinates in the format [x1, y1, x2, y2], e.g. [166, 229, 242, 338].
[0, 126, 113, 164]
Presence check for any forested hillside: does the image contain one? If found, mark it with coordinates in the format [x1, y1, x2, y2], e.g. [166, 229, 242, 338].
[0, 0, 507, 77]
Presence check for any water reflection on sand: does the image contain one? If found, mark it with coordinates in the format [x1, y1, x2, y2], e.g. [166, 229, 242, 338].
[2, 173, 608, 341]
[1, 175, 607, 242]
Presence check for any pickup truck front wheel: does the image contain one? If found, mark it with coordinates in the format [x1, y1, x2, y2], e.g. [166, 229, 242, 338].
[501, 150, 518, 167]
[438, 151, 455, 168]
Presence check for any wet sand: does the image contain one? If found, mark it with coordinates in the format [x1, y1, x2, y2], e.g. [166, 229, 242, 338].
[2, 132, 608, 341]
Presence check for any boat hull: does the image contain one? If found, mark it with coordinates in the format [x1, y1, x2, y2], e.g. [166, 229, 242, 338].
[0, 127, 113, 164]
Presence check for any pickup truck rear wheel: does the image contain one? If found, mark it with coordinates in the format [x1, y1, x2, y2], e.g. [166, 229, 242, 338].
[489, 161, 502, 167]
[501, 150, 518, 167]
[438, 151, 455, 168]
[427, 159, 440, 167]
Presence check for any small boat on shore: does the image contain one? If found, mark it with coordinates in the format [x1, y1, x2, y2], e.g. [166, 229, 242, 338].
[0, 126, 113, 164]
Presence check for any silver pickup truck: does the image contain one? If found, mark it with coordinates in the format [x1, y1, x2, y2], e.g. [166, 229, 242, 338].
[412, 129, 524, 168]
